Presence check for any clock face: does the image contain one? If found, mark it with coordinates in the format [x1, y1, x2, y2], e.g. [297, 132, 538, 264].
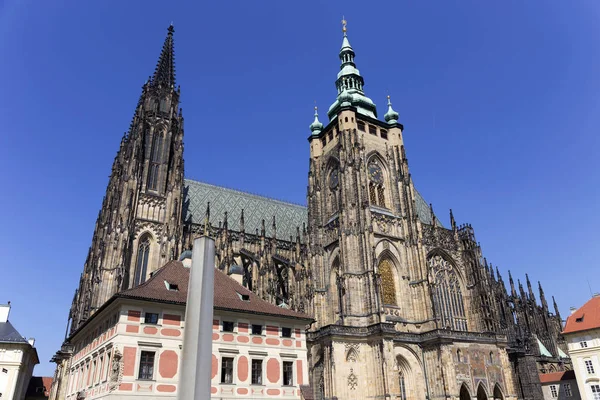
[329, 169, 339, 189]
[368, 162, 384, 184]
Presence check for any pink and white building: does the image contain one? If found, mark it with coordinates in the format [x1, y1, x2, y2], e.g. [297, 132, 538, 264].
[52, 258, 312, 399]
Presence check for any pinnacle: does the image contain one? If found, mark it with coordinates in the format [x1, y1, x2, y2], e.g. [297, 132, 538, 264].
[151, 25, 176, 88]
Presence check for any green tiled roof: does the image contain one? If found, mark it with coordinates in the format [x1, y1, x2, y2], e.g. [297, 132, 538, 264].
[183, 179, 307, 240]
[182, 179, 441, 239]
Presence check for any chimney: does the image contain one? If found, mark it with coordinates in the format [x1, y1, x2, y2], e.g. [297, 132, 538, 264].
[0, 303, 10, 323]
[570, 307, 577, 315]
[28, 338, 35, 347]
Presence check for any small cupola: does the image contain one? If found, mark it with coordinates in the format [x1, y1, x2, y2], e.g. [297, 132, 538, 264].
[309, 106, 324, 136]
[384, 95, 399, 125]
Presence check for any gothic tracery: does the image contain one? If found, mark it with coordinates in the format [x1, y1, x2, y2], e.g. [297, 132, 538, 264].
[428, 254, 468, 331]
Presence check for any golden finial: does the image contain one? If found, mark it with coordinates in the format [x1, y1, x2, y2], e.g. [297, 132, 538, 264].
[342, 16, 347, 35]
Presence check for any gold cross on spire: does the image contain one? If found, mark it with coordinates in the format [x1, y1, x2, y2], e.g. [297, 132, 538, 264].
[342, 16, 347, 35]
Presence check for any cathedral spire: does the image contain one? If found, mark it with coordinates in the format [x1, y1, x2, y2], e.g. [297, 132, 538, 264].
[327, 18, 377, 120]
[150, 24, 176, 88]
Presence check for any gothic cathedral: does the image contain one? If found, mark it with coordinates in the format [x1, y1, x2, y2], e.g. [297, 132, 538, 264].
[58, 24, 569, 400]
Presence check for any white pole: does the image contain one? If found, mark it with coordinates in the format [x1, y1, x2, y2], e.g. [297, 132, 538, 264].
[178, 236, 215, 400]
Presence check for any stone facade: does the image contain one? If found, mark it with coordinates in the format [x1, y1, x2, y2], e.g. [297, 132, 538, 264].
[55, 24, 571, 400]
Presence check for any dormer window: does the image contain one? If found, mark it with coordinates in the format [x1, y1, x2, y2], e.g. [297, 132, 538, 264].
[164, 281, 179, 291]
[237, 292, 250, 302]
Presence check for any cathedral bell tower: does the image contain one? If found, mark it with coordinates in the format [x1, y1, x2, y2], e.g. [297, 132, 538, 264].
[68, 25, 184, 334]
[308, 20, 430, 330]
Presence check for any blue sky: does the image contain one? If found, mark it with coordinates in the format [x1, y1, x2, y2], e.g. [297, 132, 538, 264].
[1, 0, 599, 376]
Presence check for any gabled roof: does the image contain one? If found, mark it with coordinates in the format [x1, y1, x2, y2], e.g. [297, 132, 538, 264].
[119, 260, 312, 321]
[563, 296, 600, 334]
[182, 179, 441, 238]
[539, 370, 575, 383]
[0, 320, 27, 344]
[183, 179, 307, 240]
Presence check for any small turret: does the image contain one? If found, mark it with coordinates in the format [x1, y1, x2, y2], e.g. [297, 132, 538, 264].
[384, 95, 399, 125]
[309, 106, 324, 136]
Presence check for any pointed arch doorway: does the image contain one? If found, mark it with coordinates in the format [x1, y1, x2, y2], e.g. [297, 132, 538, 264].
[477, 384, 488, 400]
[493, 384, 504, 400]
[460, 384, 472, 400]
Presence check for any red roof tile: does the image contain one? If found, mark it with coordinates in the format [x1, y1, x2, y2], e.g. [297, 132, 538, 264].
[563, 296, 600, 334]
[26, 376, 53, 398]
[119, 261, 312, 321]
[539, 370, 575, 383]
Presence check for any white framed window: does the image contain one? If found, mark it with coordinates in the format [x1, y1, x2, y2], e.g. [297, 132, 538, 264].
[283, 361, 294, 386]
[138, 351, 155, 380]
[550, 385, 558, 398]
[251, 359, 263, 385]
[585, 359, 595, 374]
[221, 357, 234, 384]
[564, 383, 572, 397]
[591, 384, 600, 400]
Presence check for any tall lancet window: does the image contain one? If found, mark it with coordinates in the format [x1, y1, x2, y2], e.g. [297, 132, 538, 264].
[134, 235, 151, 286]
[429, 254, 467, 331]
[367, 159, 386, 208]
[329, 167, 339, 214]
[147, 133, 164, 191]
[379, 259, 397, 306]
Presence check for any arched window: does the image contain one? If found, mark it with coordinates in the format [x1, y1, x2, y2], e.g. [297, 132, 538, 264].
[429, 254, 467, 331]
[489, 351, 494, 364]
[457, 349, 462, 362]
[379, 259, 397, 306]
[399, 371, 407, 400]
[367, 159, 386, 208]
[147, 133, 164, 191]
[159, 99, 168, 113]
[134, 235, 151, 286]
[329, 168, 339, 214]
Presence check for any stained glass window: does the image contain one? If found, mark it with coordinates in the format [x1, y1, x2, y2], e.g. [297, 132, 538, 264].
[399, 371, 407, 400]
[368, 159, 386, 208]
[147, 133, 163, 191]
[429, 255, 467, 331]
[379, 259, 397, 305]
[134, 235, 151, 286]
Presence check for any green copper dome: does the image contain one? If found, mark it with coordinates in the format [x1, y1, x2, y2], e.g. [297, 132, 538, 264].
[384, 95, 399, 124]
[309, 107, 324, 135]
